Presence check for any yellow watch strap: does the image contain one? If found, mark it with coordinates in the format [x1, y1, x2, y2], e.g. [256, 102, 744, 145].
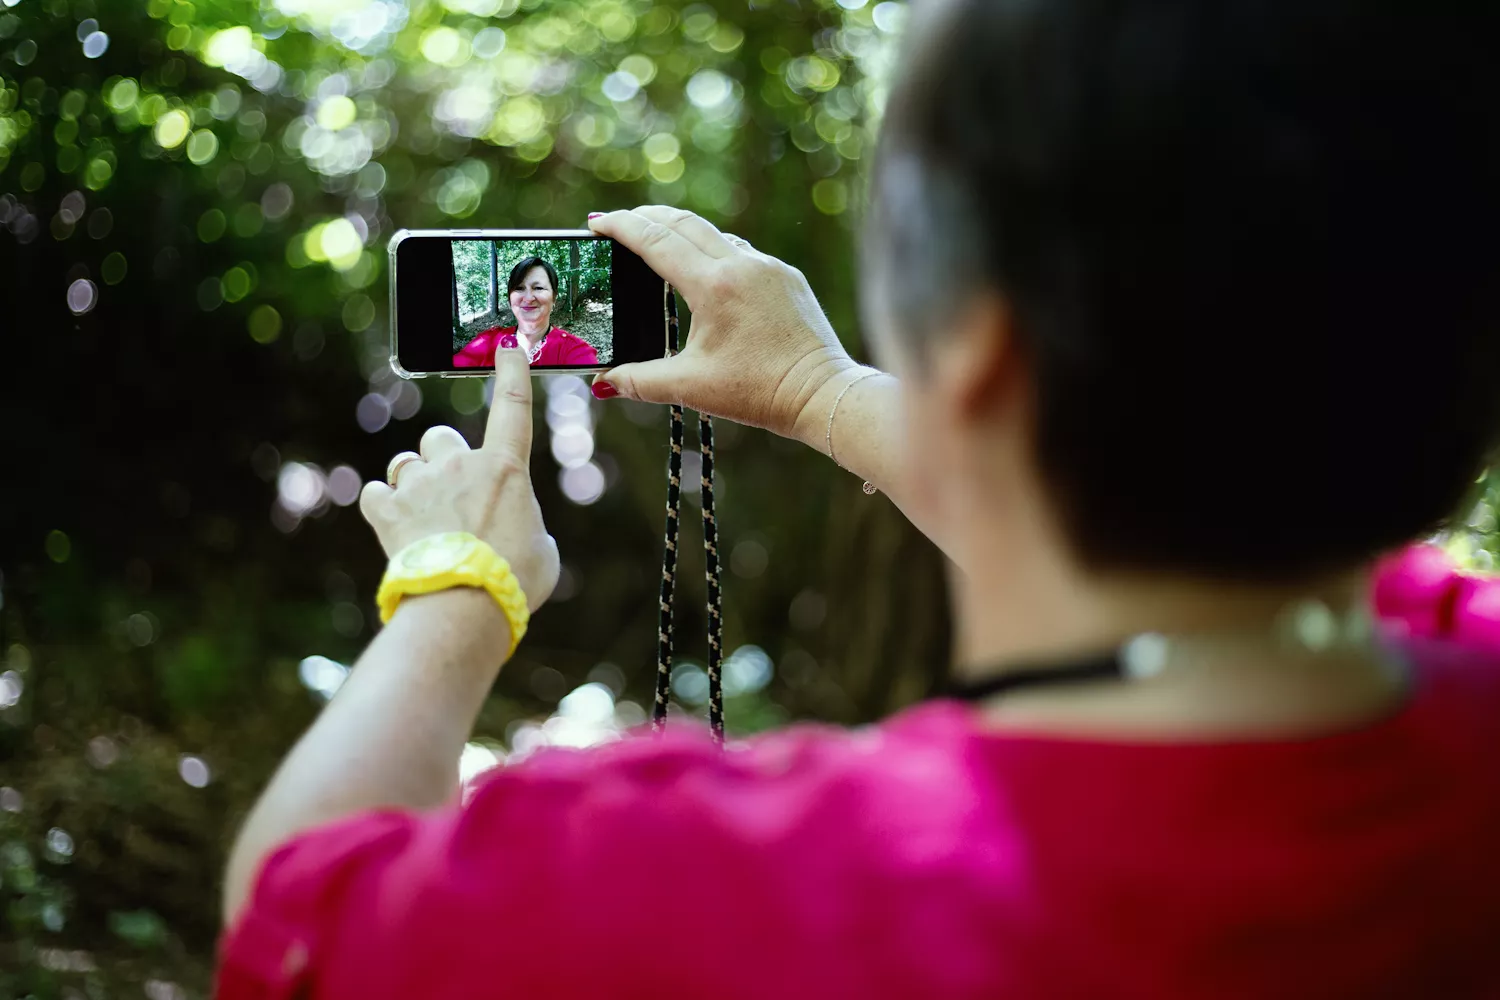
[375, 534, 530, 656]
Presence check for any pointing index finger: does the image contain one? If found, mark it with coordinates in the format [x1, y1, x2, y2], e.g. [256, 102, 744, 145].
[483, 346, 534, 462]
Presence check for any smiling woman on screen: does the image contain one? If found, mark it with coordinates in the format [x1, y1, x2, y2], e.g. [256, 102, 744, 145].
[453, 256, 600, 368]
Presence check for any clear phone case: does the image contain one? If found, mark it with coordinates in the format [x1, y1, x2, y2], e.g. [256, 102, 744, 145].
[387, 228, 631, 379]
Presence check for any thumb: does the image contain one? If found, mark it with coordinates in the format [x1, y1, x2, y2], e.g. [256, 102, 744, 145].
[592, 355, 698, 405]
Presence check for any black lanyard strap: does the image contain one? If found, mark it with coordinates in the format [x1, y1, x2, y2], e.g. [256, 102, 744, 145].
[651, 287, 725, 743]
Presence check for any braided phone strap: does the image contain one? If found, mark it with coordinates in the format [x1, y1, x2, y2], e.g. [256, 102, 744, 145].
[651, 287, 726, 743]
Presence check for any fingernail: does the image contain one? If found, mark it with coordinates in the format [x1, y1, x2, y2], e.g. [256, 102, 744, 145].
[587, 212, 604, 220]
[590, 381, 618, 400]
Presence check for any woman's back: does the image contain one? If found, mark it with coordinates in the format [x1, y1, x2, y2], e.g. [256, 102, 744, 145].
[220, 641, 1500, 999]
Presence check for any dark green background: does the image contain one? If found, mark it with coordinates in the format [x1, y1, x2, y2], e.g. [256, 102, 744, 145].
[0, 0, 1495, 997]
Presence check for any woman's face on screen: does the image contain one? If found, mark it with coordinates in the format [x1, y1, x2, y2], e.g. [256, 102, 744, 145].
[510, 267, 555, 325]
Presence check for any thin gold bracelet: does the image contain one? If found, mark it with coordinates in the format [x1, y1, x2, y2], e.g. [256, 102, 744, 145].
[825, 368, 882, 495]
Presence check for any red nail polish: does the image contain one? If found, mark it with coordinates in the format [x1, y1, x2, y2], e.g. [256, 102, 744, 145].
[587, 212, 604, 220]
[591, 381, 618, 399]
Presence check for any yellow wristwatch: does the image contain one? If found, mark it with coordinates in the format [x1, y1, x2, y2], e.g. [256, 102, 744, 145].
[375, 532, 530, 655]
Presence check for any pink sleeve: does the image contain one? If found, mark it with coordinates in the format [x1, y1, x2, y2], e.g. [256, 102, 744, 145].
[560, 332, 600, 365]
[214, 734, 788, 998]
[215, 811, 418, 999]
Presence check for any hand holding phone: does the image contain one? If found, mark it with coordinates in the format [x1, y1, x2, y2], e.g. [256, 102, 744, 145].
[388, 229, 669, 378]
[585, 208, 853, 442]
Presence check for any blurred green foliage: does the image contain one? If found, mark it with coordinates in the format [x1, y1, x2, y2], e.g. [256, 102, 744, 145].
[0, 0, 1494, 997]
[0, 0, 941, 996]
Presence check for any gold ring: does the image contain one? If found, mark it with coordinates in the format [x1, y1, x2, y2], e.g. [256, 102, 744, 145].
[385, 451, 423, 488]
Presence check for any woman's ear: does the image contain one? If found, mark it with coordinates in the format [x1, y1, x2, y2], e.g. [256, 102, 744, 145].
[930, 292, 1022, 419]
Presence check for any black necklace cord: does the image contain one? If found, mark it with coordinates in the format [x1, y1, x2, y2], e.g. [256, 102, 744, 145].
[942, 655, 1124, 702]
[650, 287, 725, 743]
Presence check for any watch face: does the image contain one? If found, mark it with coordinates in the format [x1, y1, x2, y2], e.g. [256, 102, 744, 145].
[400, 532, 477, 572]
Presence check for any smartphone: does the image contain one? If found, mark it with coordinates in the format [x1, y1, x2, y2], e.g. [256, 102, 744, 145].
[388, 229, 669, 377]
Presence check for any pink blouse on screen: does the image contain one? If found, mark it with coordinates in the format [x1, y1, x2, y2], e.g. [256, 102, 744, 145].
[453, 326, 600, 368]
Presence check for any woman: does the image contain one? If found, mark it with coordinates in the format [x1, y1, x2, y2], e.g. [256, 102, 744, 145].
[453, 255, 600, 368]
[219, 2, 1500, 998]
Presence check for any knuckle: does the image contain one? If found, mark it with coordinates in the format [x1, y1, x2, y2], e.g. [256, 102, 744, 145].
[640, 221, 673, 249]
[495, 384, 530, 407]
[707, 264, 741, 300]
[664, 207, 696, 228]
[483, 450, 527, 478]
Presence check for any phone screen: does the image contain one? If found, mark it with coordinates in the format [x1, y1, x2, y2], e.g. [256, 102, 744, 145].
[389, 230, 666, 377]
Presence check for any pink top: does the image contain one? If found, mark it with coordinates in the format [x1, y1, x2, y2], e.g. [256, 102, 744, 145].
[453, 326, 600, 368]
[217, 550, 1500, 999]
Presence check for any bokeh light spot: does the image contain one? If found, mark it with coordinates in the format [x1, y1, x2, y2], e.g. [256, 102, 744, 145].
[872, 1, 907, 33]
[45, 530, 71, 563]
[105, 78, 139, 112]
[450, 378, 486, 415]
[812, 178, 849, 215]
[356, 392, 392, 433]
[198, 208, 227, 242]
[0, 669, 21, 708]
[153, 109, 191, 150]
[66, 278, 97, 315]
[559, 461, 606, 505]
[261, 183, 294, 222]
[686, 69, 732, 108]
[202, 25, 254, 68]
[222, 267, 251, 302]
[177, 755, 211, 788]
[316, 95, 357, 131]
[326, 465, 362, 506]
[82, 30, 109, 58]
[298, 655, 349, 700]
[197, 277, 224, 311]
[601, 71, 640, 103]
[642, 132, 680, 164]
[341, 293, 375, 332]
[186, 129, 219, 165]
[472, 26, 507, 59]
[248, 304, 282, 343]
[102, 252, 128, 285]
[420, 26, 468, 66]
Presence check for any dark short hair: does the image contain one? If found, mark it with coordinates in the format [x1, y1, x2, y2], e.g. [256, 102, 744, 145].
[507, 256, 558, 295]
[866, 0, 1500, 582]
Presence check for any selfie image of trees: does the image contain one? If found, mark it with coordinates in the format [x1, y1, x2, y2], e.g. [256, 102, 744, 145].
[453, 238, 613, 361]
[1, 0, 1498, 997]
